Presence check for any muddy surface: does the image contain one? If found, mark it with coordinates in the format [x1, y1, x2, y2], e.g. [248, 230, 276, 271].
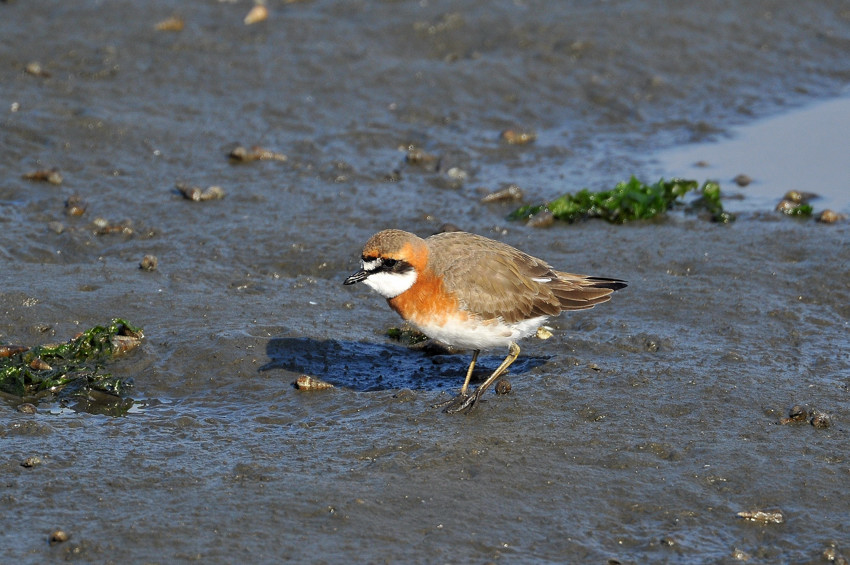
[2, 1, 849, 563]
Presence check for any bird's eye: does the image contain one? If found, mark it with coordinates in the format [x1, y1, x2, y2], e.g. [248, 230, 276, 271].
[383, 258, 397, 269]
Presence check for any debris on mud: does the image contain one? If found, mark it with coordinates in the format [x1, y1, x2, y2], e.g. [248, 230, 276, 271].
[500, 128, 537, 145]
[776, 191, 815, 217]
[736, 509, 784, 524]
[228, 144, 287, 163]
[22, 168, 63, 185]
[176, 182, 225, 202]
[481, 184, 524, 203]
[154, 16, 185, 32]
[779, 404, 832, 428]
[386, 325, 430, 347]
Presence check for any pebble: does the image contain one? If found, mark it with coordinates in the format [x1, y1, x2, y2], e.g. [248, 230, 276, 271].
[494, 379, 511, 395]
[732, 174, 752, 187]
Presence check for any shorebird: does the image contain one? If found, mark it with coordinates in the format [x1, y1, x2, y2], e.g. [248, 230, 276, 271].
[344, 229, 626, 413]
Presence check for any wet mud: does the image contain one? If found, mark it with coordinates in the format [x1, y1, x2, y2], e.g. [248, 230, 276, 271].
[1, 1, 849, 563]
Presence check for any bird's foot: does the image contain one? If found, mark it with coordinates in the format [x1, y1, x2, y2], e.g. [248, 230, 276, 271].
[433, 390, 480, 414]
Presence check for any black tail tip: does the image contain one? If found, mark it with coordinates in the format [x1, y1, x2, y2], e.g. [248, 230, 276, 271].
[589, 277, 628, 291]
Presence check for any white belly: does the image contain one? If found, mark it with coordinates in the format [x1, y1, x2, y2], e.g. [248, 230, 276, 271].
[414, 315, 549, 351]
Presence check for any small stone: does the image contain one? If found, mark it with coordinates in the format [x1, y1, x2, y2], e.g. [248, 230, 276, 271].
[732, 174, 752, 187]
[49, 530, 69, 544]
[393, 389, 416, 402]
[494, 379, 511, 395]
[47, 221, 65, 234]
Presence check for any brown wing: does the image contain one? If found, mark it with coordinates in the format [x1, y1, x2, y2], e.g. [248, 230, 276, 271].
[427, 232, 626, 324]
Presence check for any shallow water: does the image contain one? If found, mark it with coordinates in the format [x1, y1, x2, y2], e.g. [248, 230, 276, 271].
[2, 1, 849, 563]
[654, 95, 850, 214]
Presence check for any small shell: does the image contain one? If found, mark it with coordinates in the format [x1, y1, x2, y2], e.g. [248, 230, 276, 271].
[536, 326, 553, 340]
[404, 146, 439, 167]
[244, 2, 268, 25]
[49, 530, 69, 544]
[782, 190, 818, 204]
[295, 375, 334, 391]
[817, 209, 846, 224]
[139, 254, 158, 271]
[481, 184, 524, 203]
[526, 209, 554, 228]
[228, 145, 288, 162]
[736, 509, 784, 524]
[155, 16, 185, 31]
[0, 345, 29, 358]
[25, 61, 51, 77]
[500, 129, 537, 145]
[809, 409, 831, 429]
[109, 334, 144, 356]
[29, 358, 52, 371]
[494, 379, 512, 395]
[21, 456, 42, 468]
[17, 403, 37, 414]
[176, 183, 225, 201]
[65, 194, 87, 216]
[23, 168, 62, 185]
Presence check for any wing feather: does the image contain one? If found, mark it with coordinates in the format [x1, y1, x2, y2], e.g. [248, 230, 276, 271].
[426, 232, 626, 324]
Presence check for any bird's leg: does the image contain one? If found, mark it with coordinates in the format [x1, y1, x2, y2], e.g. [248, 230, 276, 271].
[431, 350, 479, 409]
[459, 349, 480, 396]
[444, 343, 520, 414]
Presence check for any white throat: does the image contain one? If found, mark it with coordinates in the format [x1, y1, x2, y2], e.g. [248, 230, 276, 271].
[363, 269, 417, 299]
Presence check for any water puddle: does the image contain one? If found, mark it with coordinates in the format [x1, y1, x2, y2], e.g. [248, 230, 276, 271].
[653, 95, 850, 214]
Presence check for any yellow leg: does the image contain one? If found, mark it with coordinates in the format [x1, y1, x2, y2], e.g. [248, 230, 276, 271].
[444, 342, 520, 414]
[459, 350, 480, 396]
[472, 342, 520, 400]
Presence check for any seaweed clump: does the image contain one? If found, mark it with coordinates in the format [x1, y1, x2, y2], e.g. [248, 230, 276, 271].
[0, 319, 143, 414]
[509, 177, 734, 224]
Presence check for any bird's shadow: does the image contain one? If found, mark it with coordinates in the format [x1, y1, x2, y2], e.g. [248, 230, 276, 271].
[260, 337, 548, 392]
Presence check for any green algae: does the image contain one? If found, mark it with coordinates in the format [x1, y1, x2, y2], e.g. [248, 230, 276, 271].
[509, 177, 735, 224]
